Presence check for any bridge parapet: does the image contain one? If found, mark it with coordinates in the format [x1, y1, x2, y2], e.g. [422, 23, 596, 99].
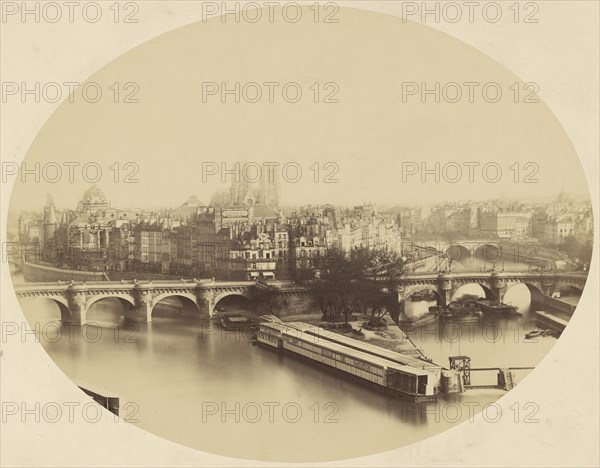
[13, 272, 586, 324]
[13, 279, 315, 324]
[396, 271, 587, 305]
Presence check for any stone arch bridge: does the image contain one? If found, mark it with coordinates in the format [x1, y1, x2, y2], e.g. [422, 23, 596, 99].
[13, 271, 588, 325]
[407, 239, 571, 270]
[14, 279, 311, 325]
[397, 270, 588, 306]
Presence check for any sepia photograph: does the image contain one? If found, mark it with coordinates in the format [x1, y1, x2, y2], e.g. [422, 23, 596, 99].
[1, 1, 598, 466]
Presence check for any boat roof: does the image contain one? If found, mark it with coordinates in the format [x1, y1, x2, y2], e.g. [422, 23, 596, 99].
[282, 322, 441, 371]
[281, 328, 432, 377]
[259, 322, 301, 332]
[260, 321, 440, 372]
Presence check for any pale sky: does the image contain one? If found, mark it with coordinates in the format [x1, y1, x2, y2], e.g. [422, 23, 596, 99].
[7, 7, 591, 213]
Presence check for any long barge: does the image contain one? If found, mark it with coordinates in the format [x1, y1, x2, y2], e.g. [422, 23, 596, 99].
[289, 322, 441, 378]
[256, 322, 439, 402]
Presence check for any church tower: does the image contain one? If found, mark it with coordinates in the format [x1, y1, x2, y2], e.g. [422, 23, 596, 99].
[260, 170, 279, 208]
[42, 194, 58, 248]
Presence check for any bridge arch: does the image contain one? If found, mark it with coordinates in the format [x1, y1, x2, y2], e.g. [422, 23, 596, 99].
[212, 292, 252, 315]
[86, 294, 136, 311]
[401, 285, 442, 305]
[446, 244, 471, 263]
[505, 281, 545, 297]
[450, 282, 497, 302]
[558, 284, 584, 296]
[86, 294, 135, 309]
[85, 295, 136, 322]
[503, 281, 546, 312]
[150, 292, 204, 318]
[474, 243, 502, 263]
[18, 296, 72, 323]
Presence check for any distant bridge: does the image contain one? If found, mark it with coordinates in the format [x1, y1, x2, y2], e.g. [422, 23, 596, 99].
[14, 279, 311, 325]
[397, 270, 588, 306]
[405, 239, 570, 270]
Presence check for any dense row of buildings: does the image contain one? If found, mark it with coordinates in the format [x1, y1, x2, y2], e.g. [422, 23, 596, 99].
[18, 180, 403, 280]
[404, 192, 593, 248]
[17, 180, 592, 280]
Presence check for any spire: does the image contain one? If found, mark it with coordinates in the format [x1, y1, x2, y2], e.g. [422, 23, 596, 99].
[43, 194, 58, 224]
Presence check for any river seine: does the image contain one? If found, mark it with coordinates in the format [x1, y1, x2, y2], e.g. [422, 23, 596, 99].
[13, 274, 571, 462]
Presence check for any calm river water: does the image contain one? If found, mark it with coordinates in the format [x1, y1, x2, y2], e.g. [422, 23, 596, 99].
[13, 273, 574, 462]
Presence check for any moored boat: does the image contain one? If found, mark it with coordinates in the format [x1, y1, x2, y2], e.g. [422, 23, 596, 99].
[412, 289, 437, 302]
[428, 305, 455, 320]
[477, 299, 520, 315]
[430, 301, 482, 320]
[428, 305, 447, 315]
[220, 314, 260, 331]
[256, 321, 439, 402]
[448, 300, 482, 316]
[524, 329, 543, 339]
[525, 328, 556, 339]
[421, 291, 438, 302]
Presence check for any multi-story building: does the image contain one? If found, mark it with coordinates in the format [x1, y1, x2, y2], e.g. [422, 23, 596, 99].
[446, 208, 471, 235]
[106, 219, 134, 271]
[132, 225, 164, 272]
[395, 206, 423, 234]
[428, 206, 471, 235]
[544, 215, 575, 247]
[290, 235, 327, 278]
[531, 206, 547, 243]
[217, 232, 279, 280]
[478, 209, 532, 239]
[326, 205, 402, 254]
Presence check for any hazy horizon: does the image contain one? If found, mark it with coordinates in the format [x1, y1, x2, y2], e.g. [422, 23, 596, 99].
[7, 181, 590, 217]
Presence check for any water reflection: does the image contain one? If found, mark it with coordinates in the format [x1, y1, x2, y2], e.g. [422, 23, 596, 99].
[18, 294, 562, 462]
[405, 282, 537, 320]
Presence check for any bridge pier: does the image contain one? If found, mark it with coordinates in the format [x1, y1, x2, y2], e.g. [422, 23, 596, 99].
[491, 287, 506, 303]
[129, 286, 153, 322]
[437, 274, 452, 307]
[65, 284, 89, 325]
[202, 290, 217, 318]
[124, 303, 152, 323]
[490, 272, 507, 303]
[66, 298, 88, 325]
[541, 272, 557, 297]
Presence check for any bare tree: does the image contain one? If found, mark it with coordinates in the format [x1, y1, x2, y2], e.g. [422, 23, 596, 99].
[310, 246, 405, 325]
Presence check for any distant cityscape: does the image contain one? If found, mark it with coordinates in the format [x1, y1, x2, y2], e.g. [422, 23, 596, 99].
[13, 172, 594, 281]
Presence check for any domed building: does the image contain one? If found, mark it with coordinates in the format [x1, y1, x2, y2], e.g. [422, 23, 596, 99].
[77, 185, 110, 215]
[50, 186, 144, 271]
[171, 195, 205, 219]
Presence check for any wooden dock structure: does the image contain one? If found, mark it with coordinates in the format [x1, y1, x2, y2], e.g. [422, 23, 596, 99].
[449, 356, 534, 392]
